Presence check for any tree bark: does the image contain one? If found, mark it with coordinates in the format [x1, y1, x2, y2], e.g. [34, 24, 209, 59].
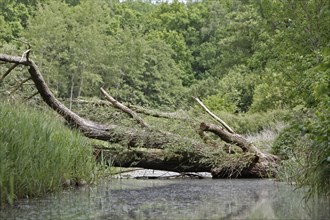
[200, 122, 252, 153]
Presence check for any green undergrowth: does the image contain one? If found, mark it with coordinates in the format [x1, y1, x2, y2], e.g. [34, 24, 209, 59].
[273, 107, 330, 198]
[67, 97, 289, 138]
[0, 101, 95, 206]
[201, 109, 290, 134]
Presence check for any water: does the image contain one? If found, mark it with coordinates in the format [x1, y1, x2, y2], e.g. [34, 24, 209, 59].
[1, 179, 329, 219]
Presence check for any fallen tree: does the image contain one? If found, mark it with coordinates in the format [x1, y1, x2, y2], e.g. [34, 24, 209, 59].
[0, 51, 279, 178]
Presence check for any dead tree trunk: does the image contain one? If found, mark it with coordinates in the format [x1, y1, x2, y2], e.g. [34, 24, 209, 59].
[0, 53, 279, 178]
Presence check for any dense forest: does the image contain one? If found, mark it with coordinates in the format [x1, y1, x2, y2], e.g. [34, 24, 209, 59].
[0, 0, 329, 202]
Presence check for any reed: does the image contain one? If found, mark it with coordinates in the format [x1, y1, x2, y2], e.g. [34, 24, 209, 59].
[0, 101, 94, 205]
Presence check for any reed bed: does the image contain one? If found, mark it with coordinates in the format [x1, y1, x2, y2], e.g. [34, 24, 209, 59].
[0, 102, 94, 205]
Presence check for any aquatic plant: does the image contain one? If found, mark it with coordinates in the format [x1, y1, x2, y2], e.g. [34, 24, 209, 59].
[0, 101, 94, 205]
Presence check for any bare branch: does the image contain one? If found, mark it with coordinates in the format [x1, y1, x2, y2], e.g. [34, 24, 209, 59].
[20, 49, 31, 62]
[25, 91, 39, 101]
[9, 77, 32, 94]
[100, 87, 150, 129]
[0, 63, 19, 83]
[12, 38, 32, 62]
[193, 97, 235, 134]
[200, 122, 279, 163]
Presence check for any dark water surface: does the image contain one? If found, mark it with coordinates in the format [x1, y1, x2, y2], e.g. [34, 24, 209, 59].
[1, 179, 329, 219]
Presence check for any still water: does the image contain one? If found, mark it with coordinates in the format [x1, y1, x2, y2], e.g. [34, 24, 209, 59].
[1, 179, 329, 219]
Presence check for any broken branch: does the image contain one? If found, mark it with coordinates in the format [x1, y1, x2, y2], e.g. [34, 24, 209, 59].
[193, 96, 235, 134]
[25, 91, 39, 101]
[20, 49, 31, 62]
[100, 87, 150, 129]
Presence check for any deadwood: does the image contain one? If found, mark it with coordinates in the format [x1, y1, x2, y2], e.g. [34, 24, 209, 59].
[195, 98, 278, 162]
[93, 146, 212, 173]
[100, 87, 150, 129]
[0, 53, 205, 151]
[67, 98, 110, 106]
[200, 122, 252, 153]
[24, 91, 39, 100]
[193, 96, 235, 133]
[0, 52, 279, 178]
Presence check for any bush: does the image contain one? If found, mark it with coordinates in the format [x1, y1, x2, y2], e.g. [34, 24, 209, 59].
[215, 109, 289, 134]
[274, 106, 330, 198]
[0, 102, 94, 205]
[272, 121, 305, 159]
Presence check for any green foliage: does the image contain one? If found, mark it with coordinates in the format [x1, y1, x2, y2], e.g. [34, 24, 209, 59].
[217, 65, 257, 112]
[202, 95, 236, 113]
[0, 102, 94, 205]
[272, 118, 307, 159]
[298, 49, 330, 198]
[272, 47, 330, 198]
[275, 108, 330, 198]
[213, 110, 289, 135]
[302, 103, 330, 198]
[0, 0, 29, 41]
[249, 0, 330, 112]
[24, 0, 112, 98]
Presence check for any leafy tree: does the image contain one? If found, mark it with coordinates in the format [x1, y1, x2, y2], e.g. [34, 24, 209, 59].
[217, 65, 257, 112]
[102, 29, 186, 107]
[0, 0, 30, 41]
[24, 0, 112, 98]
[251, 0, 330, 111]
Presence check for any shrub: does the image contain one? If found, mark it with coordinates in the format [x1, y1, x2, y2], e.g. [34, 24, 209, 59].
[274, 106, 330, 198]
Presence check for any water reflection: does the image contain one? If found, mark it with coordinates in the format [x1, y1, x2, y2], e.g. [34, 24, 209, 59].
[1, 179, 329, 219]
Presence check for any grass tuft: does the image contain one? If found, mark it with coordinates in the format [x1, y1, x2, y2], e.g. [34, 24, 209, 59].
[0, 101, 94, 205]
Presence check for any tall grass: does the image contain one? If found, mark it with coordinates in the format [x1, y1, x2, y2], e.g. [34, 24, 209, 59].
[0, 101, 94, 205]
